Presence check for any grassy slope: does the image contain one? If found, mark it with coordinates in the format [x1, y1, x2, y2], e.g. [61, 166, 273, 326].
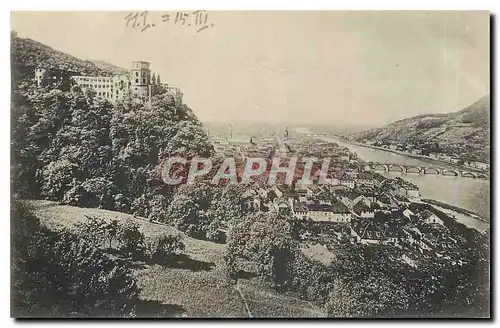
[24, 200, 326, 318]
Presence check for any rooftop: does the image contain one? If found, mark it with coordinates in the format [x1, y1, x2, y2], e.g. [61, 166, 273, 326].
[373, 173, 387, 183]
[356, 172, 374, 180]
[353, 201, 372, 215]
[335, 189, 362, 201]
[330, 197, 350, 213]
[421, 209, 436, 220]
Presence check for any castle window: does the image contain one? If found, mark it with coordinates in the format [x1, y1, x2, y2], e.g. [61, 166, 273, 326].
[135, 72, 139, 77]
[136, 79, 139, 83]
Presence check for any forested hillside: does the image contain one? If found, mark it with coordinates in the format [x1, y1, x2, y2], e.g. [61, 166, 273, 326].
[91, 60, 130, 76]
[11, 32, 115, 80]
[346, 95, 490, 163]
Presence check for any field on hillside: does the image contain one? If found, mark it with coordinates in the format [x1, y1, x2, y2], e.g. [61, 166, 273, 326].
[23, 200, 326, 318]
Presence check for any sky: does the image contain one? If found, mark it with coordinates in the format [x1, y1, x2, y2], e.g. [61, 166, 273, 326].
[11, 11, 490, 126]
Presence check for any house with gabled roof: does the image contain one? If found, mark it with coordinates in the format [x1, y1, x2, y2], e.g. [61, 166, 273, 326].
[350, 220, 386, 245]
[421, 209, 444, 226]
[353, 201, 375, 219]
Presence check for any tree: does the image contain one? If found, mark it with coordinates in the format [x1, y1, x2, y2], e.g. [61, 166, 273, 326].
[104, 219, 120, 249]
[39, 159, 79, 200]
[151, 73, 156, 85]
[166, 184, 213, 236]
[147, 193, 170, 222]
[75, 216, 108, 248]
[156, 74, 161, 85]
[82, 178, 117, 209]
[75, 217, 120, 249]
[118, 221, 145, 257]
[226, 212, 295, 288]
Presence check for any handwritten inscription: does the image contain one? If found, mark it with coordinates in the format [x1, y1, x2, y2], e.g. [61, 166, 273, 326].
[124, 11, 215, 33]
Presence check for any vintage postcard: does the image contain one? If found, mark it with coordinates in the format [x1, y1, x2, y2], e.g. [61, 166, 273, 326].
[10, 11, 490, 318]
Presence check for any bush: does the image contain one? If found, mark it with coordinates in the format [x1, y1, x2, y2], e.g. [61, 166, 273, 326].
[144, 233, 185, 263]
[75, 216, 108, 248]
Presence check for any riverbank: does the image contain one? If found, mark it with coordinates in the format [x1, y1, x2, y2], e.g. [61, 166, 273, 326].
[422, 199, 489, 232]
[336, 137, 487, 174]
[422, 198, 488, 223]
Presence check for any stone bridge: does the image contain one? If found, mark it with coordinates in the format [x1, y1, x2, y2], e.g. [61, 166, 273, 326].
[365, 163, 489, 179]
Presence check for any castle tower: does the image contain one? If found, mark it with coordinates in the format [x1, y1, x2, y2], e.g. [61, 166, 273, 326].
[130, 61, 151, 100]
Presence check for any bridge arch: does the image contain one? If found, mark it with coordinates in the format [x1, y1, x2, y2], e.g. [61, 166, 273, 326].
[388, 164, 404, 172]
[405, 166, 422, 174]
[372, 164, 388, 172]
[423, 167, 440, 175]
[461, 171, 476, 178]
[477, 173, 489, 179]
[442, 169, 459, 177]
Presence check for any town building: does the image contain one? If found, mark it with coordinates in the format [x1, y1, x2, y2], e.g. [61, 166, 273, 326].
[291, 198, 352, 223]
[354, 172, 374, 187]
[402, 252, 419, 268]
[473, 161, 490, 170]
[373, 173, 387, 188]
[421, 210, 445, 226]
[336, 189, 365, 209]
[350, 220, 385, 244]
[394, 178, 420, 200]
[353, 201, 375, 218]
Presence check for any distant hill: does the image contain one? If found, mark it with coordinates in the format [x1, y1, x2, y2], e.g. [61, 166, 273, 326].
[11, 34, 115, 77]
[91, 59, 129, 76]
[346, 95, 490, 162]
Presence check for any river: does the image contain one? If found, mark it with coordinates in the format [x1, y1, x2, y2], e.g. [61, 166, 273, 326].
[315, 136, 490, 224]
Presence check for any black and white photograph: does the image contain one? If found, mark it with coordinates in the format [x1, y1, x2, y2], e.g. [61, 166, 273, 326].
[10, 10, 490, 318]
